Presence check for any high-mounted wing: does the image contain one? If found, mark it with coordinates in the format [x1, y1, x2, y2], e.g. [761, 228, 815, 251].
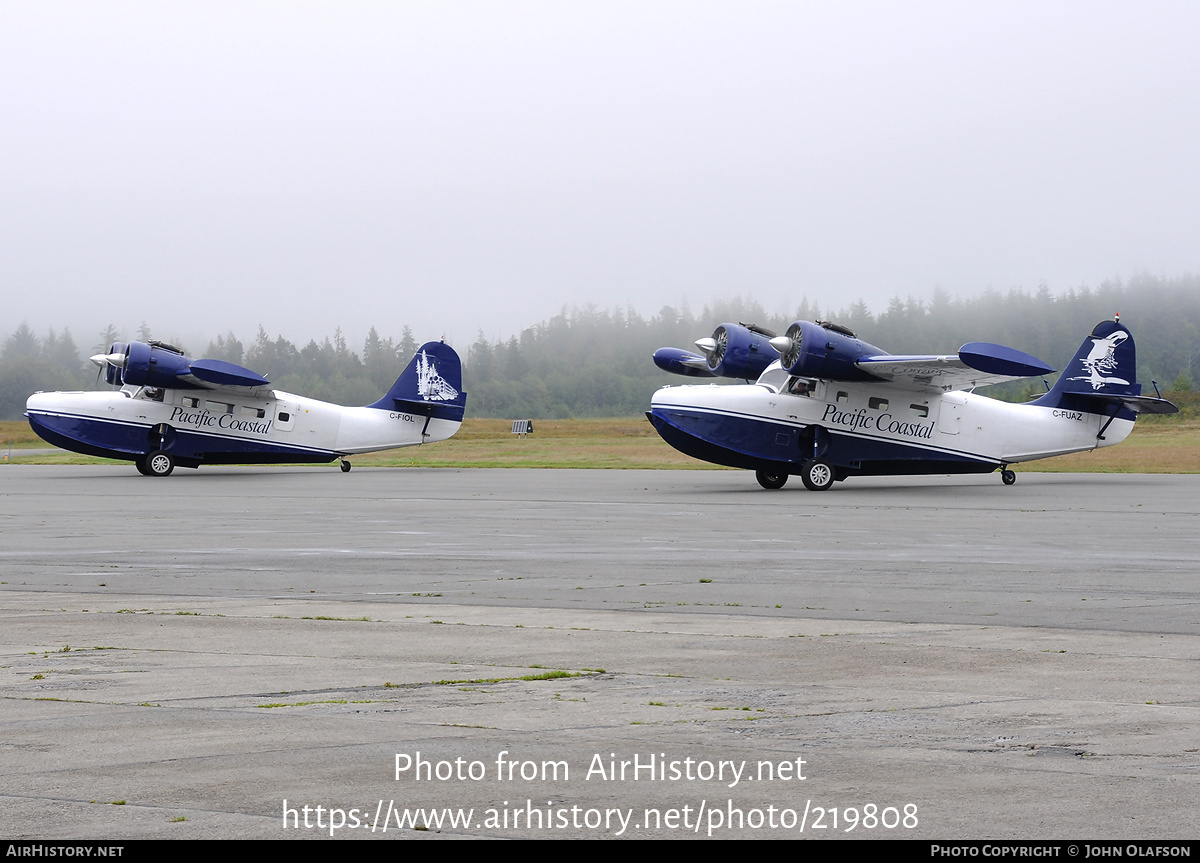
[91, 341, 271, 391]
[855, 342, 1055, 392]
[178, 359, 270, 389]
[659, 319, 1057, 393]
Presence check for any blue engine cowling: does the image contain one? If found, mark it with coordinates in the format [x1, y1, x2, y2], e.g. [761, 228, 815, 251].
[697, 323, 779, 380]
[117, 341, 194, 388]
[98, 340, 270, 389]
[771, 321, 887, 382]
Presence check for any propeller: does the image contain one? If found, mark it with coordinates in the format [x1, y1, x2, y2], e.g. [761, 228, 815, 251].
[695, 326, 730, 371]
[90, 347, 127, 387]
[769, 323, 804, 369]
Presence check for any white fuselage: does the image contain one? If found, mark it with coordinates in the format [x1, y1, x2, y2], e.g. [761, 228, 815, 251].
[26, 384, 461, 462]
[651, 363, 1132, 470]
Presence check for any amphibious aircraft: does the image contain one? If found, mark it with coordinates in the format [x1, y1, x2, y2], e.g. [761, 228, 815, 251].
[649, 317, 1176, 490]
[26, 338, 465, 475]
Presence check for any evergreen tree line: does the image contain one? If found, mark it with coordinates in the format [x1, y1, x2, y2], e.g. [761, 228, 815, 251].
[3, 273, 1198, 421]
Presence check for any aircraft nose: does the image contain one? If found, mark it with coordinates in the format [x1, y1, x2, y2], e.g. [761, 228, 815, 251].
[26, 391, 51, 411]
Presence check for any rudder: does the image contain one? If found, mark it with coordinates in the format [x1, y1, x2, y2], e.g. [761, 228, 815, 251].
[1034, 320, 1139, 411]
[368, 341, 466, 422]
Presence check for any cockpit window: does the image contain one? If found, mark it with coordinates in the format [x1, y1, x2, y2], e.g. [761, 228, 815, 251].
[755, 366, 790, 393]
[786, 377, 815, 396]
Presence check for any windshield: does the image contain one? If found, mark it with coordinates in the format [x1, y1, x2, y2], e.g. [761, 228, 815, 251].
[755, 365, 790, 393]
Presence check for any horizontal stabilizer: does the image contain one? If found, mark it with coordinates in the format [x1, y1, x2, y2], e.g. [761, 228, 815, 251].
[1067, 393, 1178, 415]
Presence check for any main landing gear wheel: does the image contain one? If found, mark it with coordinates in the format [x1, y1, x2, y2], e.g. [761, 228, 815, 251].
[801, 459, 835, 491]
[755, 469, 788, 490]
[1001, 468, 1016, 485]
[144, 450, 174, 477]
[340, 459, 352, 472]
[135, 456, 153, 476]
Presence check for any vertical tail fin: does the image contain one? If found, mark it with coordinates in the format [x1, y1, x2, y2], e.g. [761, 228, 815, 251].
[368, 341, 466, 422]
[1034, 320, 1140, 411]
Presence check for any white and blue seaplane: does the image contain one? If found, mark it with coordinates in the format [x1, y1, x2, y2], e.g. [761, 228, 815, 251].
[649, 316, 1175, 490]
[26, 339, 465, 475]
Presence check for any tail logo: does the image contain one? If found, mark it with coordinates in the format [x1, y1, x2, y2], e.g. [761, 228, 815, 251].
[415, 350, 459, 402]
[1067, 331, 1130, 390]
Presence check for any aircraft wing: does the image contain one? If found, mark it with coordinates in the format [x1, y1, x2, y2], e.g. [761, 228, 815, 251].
[175, 359, 271, 390]
[856, 342, 1054, 392]
[92, 341, 274, 392]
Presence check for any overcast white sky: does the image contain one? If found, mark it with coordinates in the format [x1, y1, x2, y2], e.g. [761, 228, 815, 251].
[3, 1, 1198, 352]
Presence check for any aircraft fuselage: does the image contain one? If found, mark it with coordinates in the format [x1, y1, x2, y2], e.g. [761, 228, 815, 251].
[648, 367, 1133, 479]
[26, 385, 461, 468]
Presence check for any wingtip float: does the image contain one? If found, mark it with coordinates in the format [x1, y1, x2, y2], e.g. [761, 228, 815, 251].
[648, 317, 1177, 490]
[27, 339, 466, 476]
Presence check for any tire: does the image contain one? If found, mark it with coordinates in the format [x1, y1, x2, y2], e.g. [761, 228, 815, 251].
[801, 459, 835, 491]
[755, 469, 787, 490]
[144, 450, 174, 477]
[1001, 468, 1016, 486]
[134, 456, 153, 476]
[340, 460, 352, 473]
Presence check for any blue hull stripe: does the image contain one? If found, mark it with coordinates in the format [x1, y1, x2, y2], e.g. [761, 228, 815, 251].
[649, 405, 996, 476]
[28, 410, 339, 463]
[650, 401, 995, 463]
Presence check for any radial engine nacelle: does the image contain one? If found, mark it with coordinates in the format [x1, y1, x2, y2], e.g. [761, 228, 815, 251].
[91, 341, 270, 390]
[654, 322, 779, 380]
[768, 320, 888, 382]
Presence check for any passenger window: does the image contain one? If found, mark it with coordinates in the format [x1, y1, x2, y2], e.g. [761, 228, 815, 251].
[909, 404, 929, 418]
[240, 406, 265, 419]
[836, 391, 849, 404]
[205, 400, 234, 414]
[278, 412, 291, 422]
[869, 397, 889, 411]
[182, 396, 199, 408]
